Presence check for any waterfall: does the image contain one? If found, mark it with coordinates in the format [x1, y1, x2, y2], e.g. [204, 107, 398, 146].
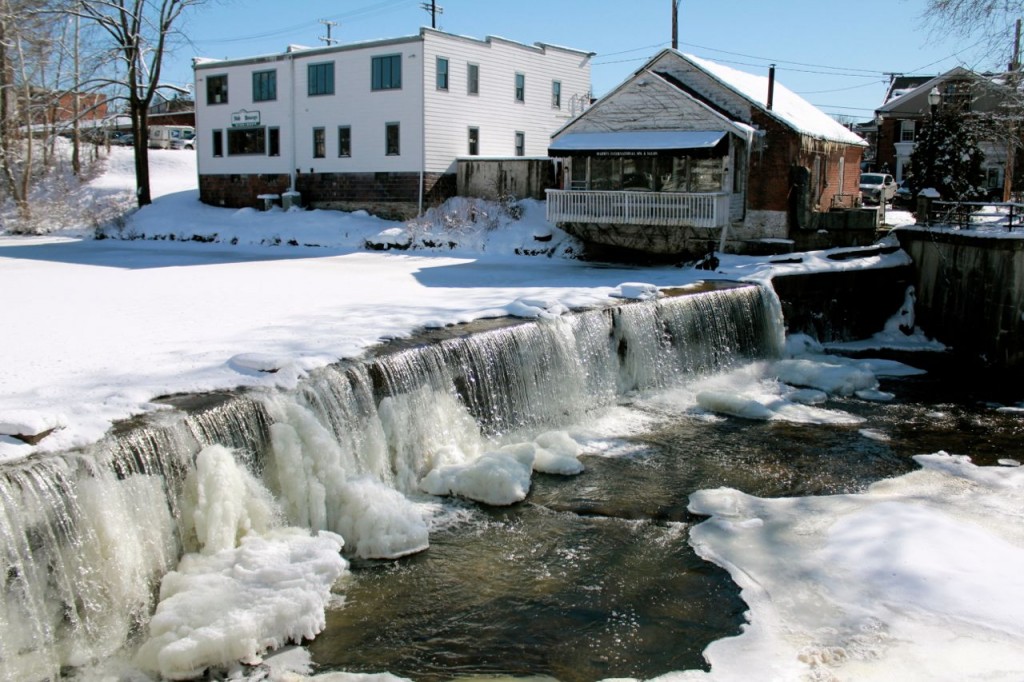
[0, 282, 783, 681]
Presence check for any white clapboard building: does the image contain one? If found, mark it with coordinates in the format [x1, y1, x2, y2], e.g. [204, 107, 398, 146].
[193, 27, 593, 218]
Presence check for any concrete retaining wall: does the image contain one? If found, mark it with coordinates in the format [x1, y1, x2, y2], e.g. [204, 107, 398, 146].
[895, 228, 1024, 370]
[456, 158, 554, 201]
[771, 264, 914, 342]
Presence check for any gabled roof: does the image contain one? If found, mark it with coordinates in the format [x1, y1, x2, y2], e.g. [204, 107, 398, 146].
[672, 51, 866, 146]
[877, 66, 1010, 114]
[883, 75, 935, 104]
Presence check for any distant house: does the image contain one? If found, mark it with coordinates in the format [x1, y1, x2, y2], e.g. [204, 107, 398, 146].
[193, 27, 592, 218]
[546, 49, 868, 258]
[149, 94, 195, 128]
[875, 67, 1014, 193]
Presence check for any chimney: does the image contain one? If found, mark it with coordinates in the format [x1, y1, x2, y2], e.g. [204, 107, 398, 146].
[767, 64, 776, 110]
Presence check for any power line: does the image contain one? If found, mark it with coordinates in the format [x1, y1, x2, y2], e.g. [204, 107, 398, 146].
[679, 41, 883, 75]
[190, 0, 417, 47]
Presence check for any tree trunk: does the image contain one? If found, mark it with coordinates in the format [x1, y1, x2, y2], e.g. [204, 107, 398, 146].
[132, 101, 151, 206]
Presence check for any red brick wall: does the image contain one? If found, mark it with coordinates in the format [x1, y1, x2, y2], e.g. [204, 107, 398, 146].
[746, 109, 864, 220]
[746, 113, 795, 213]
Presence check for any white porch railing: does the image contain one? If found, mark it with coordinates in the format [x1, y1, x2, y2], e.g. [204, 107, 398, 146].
[545, 190, 731, 228]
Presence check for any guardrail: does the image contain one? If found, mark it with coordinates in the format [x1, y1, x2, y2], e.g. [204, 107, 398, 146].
[546, 189, 730, 228]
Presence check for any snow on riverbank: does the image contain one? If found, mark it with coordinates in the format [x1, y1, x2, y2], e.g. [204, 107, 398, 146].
[4, 147, 1021, 682]
[0, 148, 919, 461]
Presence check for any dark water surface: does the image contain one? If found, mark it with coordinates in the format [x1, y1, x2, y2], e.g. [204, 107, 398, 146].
[310, 368, 1024, 681]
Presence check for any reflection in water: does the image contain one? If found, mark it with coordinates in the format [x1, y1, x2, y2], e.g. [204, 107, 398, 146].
[311, 370, 1024, 681]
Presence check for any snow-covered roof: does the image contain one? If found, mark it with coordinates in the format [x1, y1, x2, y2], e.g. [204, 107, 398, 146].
[548, 130, 727, 155]
[877, 66, 983, 114]
[682, 53, 867, 147]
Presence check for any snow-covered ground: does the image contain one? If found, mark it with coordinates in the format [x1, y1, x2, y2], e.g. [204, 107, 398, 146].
[3, 148, 1023, 682]
[0, 148, 917, 460]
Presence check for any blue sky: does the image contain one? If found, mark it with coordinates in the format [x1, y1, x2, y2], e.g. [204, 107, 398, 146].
[165, 0, 1010, 123]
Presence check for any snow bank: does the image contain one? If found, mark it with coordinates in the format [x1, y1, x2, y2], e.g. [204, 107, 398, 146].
[683, 453, 1024, 681]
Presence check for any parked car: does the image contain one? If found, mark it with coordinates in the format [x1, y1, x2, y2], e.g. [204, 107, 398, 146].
[109, 132, 133, 146]
[859, 172, 897, 205]
[169, 131, 196, 150]
[893, 180, 914, 209]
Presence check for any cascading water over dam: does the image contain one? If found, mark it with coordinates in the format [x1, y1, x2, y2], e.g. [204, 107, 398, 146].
[0, 281, 784, 681]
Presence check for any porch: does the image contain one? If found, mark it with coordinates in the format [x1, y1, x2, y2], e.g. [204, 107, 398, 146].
[545, 189, 732, 228]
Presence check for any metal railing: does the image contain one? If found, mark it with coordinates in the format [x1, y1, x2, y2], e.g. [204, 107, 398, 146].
[920, 198, 1024, 231]
[545, 189, 731, 228]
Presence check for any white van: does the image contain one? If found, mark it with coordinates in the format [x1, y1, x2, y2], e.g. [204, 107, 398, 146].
[148, 125, 195, 150]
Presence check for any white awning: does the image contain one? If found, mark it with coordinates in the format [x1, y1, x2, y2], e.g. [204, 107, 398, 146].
[548, 130, 728, 156]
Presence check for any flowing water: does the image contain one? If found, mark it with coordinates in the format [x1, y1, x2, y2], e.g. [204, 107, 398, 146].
[306, 366, 1024, 681]
[1, 281, 1019, 681]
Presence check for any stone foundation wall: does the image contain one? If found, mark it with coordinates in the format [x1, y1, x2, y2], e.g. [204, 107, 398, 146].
[199, 171, 458, 219]
[199, 174, 292, 208]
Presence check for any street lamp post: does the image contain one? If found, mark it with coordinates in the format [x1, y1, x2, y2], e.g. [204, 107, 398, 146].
[875, 113, 886, 225]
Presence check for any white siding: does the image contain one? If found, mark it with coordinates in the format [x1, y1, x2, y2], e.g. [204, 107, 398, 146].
[195, 57, 293, 176]
[292, 44, 424, 173]
[421, 31, 591, 173]
[194, 29, 591, 179]
[196, 38, 425, 178]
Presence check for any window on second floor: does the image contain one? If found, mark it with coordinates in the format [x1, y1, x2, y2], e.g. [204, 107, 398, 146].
[468, 127, 479, 156]
[515, 72, 525, 102]
[551, 80, 561, 109]
[308, 62, 335, 96]
[385, 122, 400, 155]
[436, 57, 449, 90]
[313, 127, 326, 158]
[252, 70, 276, 102]
[206, 74, 228, 105]
[372, 54, 402, 91]
[338, 126, 351, 157]
[467, 63, 479, 95]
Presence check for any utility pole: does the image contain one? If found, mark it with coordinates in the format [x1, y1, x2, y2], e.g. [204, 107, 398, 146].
[671, 0, 681, 50]
[1003, 18, 1021, 202]
[421, 1, 443, 29]
[318, 19, 338, 46]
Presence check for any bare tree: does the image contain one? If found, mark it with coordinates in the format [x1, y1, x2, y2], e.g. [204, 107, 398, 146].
[925, 1, 1024, 61]
[74, 0, 204, 207]
[0, 0, 56, 222]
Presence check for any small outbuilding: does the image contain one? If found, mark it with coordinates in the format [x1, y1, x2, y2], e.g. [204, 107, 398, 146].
[547, 50, 870, 259]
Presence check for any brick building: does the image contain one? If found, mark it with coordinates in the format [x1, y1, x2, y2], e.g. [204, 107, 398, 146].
[874, 67, 1014, 196]
[29, 89, 107, 126]
[546, 50, 868, 259]
[193, 28, 592, 219]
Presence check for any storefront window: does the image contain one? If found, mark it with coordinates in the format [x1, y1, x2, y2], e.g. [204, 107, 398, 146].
[589, 157, 622, 190]
[227, 127, 265, 155]
[573, 154, 725, 192]
[688, 158, 723, 192]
